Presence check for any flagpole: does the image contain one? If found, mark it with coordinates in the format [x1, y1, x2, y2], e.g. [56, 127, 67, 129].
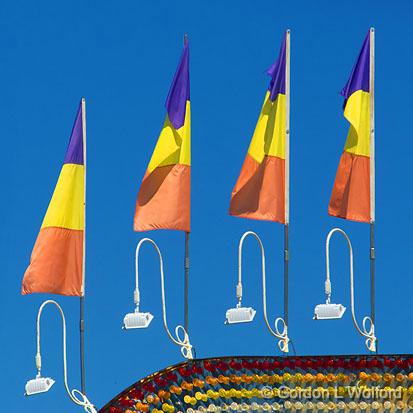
[184, 232, 189, 332]
[80, 97, 87, 393]
[369, 28, 376, 335]
[284, 29, 291, 326]
[183, 33, 190, 334]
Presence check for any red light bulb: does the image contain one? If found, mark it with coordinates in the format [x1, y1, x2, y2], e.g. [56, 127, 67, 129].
[203, 361, 215, 372]
[242, 360, 251, 369]
[305, 359, 314, 369]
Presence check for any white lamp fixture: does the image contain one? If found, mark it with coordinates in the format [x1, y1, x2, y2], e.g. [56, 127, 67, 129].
[313, 228, 377, 352]
[25, 376, 55, 396]
[314, 303, 346, 320]
[123, 310, 153, 329]
[25, 300, 97, 413]
[225, 231, 290, 353]
[123, 238, 194, 360]
[225, 306, 256, 324]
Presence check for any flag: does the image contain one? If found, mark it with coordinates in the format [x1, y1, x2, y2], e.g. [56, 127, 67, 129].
[328, 32, 371, 222]
[134, 41, 190, 232]
[22, 101, 85, 296]
[229, 33, 287, 223]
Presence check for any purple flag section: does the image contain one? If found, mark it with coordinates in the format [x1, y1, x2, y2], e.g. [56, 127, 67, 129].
[341, 31, 370, 99]
[266, 34, 286, 101]
[64, 101, 84, 165]
[165, 42, 190, 130]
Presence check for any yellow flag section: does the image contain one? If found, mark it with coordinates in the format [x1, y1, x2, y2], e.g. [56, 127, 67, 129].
[134, 42, 190, 232]
[146, 103, 190, 174]
[22, 102, 85, 296]
[230, 34, 287, 223]
[41, 165, 85, 230]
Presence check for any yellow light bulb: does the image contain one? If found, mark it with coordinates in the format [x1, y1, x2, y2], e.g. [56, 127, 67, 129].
[251, 402, 260, 411]
[272, 402, 281, 411]
[305, 402, 314, 410]
[283, 373, 292, 382]
[229, 402, 238, 411]
[262, 402, 271, 411]
[283, 401, 292, 410]
[184, 396, 192, 404]
[162, 403, 174, 413]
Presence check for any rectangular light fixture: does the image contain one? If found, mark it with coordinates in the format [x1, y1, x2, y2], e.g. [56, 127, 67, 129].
[225, 307, 256, 324]
[313, 303, 346, 320]
[123, 311, 154, 329]
[25, 377, 55, 396]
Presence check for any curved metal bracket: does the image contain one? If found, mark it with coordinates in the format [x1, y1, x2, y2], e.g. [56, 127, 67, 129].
[238, 231, 290, 353]
[35, 300, 96, 412]
[134, 238, 193, 359]
[325, 228, 377, 352]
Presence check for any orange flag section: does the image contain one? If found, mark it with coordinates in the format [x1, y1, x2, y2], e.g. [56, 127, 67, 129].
[22, 228, 83, 296]
[134, 163, 190, 232]
[230, 154, 285, 222]
[328, 152, 370, 222]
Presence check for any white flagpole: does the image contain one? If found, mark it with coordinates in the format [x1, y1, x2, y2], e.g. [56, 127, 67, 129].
[369, 28, 376, 333]
[80, 97, 87, 393]
[284, 29, 290, 325]
[369, 28, 375, 223]
[183, 33, 190, 334]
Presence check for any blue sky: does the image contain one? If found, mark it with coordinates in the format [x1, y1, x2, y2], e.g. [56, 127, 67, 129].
[2, 0, 413, 411]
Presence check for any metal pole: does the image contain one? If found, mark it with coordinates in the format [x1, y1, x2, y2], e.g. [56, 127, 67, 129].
[284, 29, 291, 325]
[183, 33, 190, 334]
[184, 232, 189, 332]
[284, 225, 289, 324]
[80, 97, 87, 394]
[370, 223, 375, 321]
[369, 28, 375, 329]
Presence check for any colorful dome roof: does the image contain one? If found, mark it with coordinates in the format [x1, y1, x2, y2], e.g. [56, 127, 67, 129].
[100, 355, 413, 412]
